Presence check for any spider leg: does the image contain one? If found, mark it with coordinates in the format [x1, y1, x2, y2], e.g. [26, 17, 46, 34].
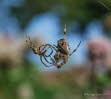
[69, 41, 81, 56]
[43, 44, 54, 57]
[63, 24, 66, 39]
[49, 53, 68, 69]
[26, 35, 41, 55]
[39, 44, 54, 57]
[26, 35, 35, 49]
[40, 56, 53, 67]
[44, 47, 53, 57]
[50, 56, 57, 66]
[50, 56, 68, 69]
[49, 55, 64, 68]
[26, 35, 31, 47]
[53, 44, 58, 48]
[54, 56, 68, 69]
[43, 56, 54, 65]
[39, 44, 58, 57]
[46, 44, 57, 52]
[57, 59, 68, 69]
[39, 44, 48, 51]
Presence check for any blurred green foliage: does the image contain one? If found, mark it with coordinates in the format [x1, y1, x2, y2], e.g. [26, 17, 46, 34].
[0, 63, 87, 99]
[0, 62, 56, 99]
[98, 0, 111, 10]
[11, 0, 108, 29]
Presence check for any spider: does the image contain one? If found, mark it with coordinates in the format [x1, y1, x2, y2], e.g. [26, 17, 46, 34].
[49, 24, 81, 68]
[26, 35, 54, 67]
[26, 25, 81, 69]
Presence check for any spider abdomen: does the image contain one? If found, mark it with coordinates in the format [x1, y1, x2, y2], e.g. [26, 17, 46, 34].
[32, 48, 44, 56]
[57, 39, 70, 55]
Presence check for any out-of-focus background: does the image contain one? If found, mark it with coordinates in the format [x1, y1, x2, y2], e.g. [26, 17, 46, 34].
[0, 0, 111, 99]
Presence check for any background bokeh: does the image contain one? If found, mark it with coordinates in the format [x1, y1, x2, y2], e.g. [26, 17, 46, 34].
[0, 0, 111, 99]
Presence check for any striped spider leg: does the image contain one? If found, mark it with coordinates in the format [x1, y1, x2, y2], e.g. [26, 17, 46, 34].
[26, 35, 54, 67]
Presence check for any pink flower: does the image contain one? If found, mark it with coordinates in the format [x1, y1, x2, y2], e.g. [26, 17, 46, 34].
[88, 37, 111, 67]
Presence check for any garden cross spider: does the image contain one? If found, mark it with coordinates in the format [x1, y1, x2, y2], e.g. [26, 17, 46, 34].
[26, 35, 54, 67]
[49, 24, 81, 68]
